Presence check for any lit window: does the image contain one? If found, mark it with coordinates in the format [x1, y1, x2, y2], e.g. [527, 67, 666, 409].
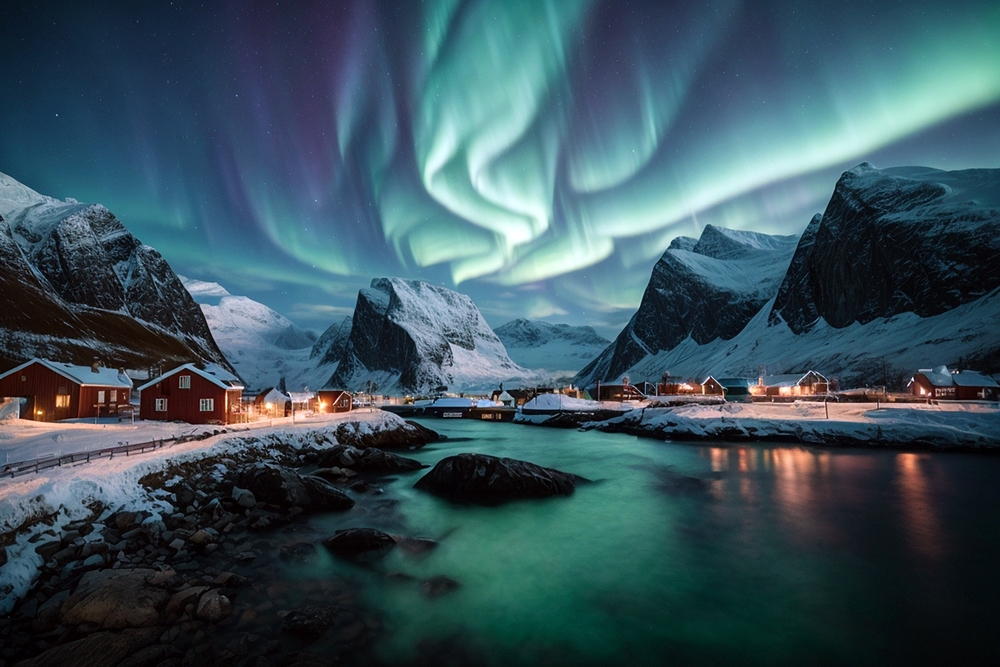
[155, 398, 167, 412]
[178, 375, 191, 389]
[55, 394, 70, 408]
[200, 398, 214, 412]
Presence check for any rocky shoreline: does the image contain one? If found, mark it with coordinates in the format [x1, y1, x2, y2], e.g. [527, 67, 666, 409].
[0, 417, 445, 667]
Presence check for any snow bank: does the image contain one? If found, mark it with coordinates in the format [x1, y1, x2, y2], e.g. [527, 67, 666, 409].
[0, 411, 404, 613]
[595, 401, 1000, 449]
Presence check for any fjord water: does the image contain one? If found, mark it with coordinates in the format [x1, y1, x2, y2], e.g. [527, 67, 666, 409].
[305, 419, 1000, 666]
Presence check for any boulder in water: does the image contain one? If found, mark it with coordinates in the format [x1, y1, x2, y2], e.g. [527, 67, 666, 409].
[414, 453, 583, 505]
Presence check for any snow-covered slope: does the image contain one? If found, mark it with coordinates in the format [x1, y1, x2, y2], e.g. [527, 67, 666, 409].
[332, 278, 541, 394]
[0, 171, 230, 371]
[494, 319, 610, 378]
[576, 225, 799, 386]
[577, 164, 1000, 389]
[182, 279, 335, 393]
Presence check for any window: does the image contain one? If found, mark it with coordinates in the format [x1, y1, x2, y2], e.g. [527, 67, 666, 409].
[55, 394, 70, 408]
[178, 375, 191, 389]
[155, 398, 167, 412]
[110, 390, 117, 403]
[97, 390, 106, 403]
[200, 398, 214, 412]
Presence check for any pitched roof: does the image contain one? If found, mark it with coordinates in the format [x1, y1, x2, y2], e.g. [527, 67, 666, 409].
[760, 371, 828, 387]
[0, 358, 132, 388]
[136, 363, 243, 392]
[952, 371, 999, 388]
[703, 376, 752, 389]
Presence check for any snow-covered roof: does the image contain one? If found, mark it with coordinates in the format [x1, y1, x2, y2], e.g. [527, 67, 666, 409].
[0, 359, 132, 388]
[703, 376, 752, 389]
[288, 391, 315, 402]
[136, 363, 243, 392]
[916, 366, 955, 387]
[261, 387, 290, 404]
[952, 371, 999, 388]
[760, 371, 827, 387]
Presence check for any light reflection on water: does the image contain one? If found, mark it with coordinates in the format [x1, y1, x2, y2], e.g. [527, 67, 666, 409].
[294, 419, 1000, 666]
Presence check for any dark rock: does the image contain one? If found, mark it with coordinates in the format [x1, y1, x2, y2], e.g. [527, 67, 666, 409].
[281, 605, 341, 637]
[278, 542, 317, 563]
[11, 626, 162, 667]
[299, 475, 356, 512]
[60, 568, 168, 629]
[321, 528, 396, 563]
[414, 453, 583, 505]
[236, 463, 354, 513]
[420, 575, 461, 598]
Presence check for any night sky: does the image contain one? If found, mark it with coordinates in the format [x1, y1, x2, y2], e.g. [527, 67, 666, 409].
[2, 1, 999, 337]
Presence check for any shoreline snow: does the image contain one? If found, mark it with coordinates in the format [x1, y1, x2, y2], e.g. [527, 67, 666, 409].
[0, 410, 410, 613]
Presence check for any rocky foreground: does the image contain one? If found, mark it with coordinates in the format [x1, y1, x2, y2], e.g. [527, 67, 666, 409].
[0, 417, 443, 667]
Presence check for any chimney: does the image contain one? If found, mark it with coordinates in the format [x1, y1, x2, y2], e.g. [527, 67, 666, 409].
[91, 358, 101, 373]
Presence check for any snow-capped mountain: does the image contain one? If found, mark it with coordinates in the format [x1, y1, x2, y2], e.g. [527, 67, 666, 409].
[0, 171, 230, 371]
[310, 316, 353, 366]
[576, 224, 799, 386]
[494, 319, 610, 378]
[331, 278, 539, 394]
[181, 278, 339, 393]
[576, 164, 1000, 389]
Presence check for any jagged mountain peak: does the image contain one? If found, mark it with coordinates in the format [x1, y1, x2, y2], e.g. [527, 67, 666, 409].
[332, 277, 537, 393]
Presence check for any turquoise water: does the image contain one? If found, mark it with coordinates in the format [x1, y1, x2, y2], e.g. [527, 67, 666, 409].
[300, 419, 1000, 666]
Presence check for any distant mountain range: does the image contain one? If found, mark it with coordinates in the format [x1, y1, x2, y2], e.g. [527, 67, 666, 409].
[6, 164, 996, 394]
[494, 319, 610, 381]
[0, 171, 230, 372]
[577, 163, 1000, 389]
[182, 278, 342, 393]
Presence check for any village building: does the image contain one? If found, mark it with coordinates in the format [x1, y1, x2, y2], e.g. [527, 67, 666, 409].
[138, 363, 244, 425]
[254, 387, 291, 417]
[317, 389, 353, 413]
[701, 376, 753, 401]
[656, 378, 697, 396]
[0, 358, 133, 422]
[909, 366, 1000, 401]
[588, 382, 646, 402]
[751, 371, 833, 398]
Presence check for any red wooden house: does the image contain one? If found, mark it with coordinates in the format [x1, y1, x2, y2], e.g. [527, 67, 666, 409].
[317, 389, 352, 413]
[138, 363, 244, 425]
[0, 358, 133, 422]
[909, 366, 1000, 401]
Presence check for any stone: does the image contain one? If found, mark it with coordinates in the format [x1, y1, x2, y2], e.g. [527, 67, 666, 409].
[281, 605, 341, 637]
[232, 485, 256, 509]
[12, 627, 162, 667]
[420, 575, 461, 598]
[60, 568, 168, 629]
[321, 528, 396, 563]
[413, 453, 583, 505]
[278, 542, 317, 563]
[195, 589, 232, 622]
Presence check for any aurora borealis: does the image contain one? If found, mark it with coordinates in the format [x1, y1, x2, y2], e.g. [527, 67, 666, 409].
[2, 1, 999, 336]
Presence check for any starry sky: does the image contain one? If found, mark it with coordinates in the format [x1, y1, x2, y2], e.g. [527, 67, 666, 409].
[2, 1, 999, 338]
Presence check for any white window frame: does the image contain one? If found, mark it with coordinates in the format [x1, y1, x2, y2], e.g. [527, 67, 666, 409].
[199, 398, 214, 412]
[178, 375, 191, 389]
[110, 389, 118, 403]
[155, 398, 167, 412]
[97, 390, 106, 403]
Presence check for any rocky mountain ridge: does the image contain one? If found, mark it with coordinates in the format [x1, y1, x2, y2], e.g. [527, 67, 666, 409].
[331, 278, 537, 394]
[0, 171, 231, 372]
[576, 164, 1000, 389]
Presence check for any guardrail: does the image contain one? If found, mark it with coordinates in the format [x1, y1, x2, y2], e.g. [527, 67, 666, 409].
[1, 437, 185, 479]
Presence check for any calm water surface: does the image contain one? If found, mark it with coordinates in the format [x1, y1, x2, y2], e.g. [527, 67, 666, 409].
[296, 419, 1000, 666]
